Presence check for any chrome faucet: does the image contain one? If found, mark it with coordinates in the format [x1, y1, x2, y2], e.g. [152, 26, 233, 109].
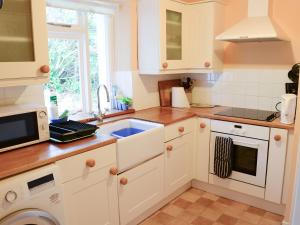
[94, 84, 110, 122]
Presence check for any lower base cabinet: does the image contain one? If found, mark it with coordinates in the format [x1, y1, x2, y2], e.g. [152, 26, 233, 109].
[63, 165, 119, 225]
[118, 155, 164, 225]
[165, 133, 193, 196]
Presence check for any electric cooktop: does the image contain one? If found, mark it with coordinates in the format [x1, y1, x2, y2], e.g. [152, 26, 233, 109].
[215, 107, 279, 122]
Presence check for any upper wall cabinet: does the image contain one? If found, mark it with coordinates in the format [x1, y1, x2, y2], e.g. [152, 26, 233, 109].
[137, 0, 224, 75]
[187, 2, 225, 71]
[0, 0, 49, 87]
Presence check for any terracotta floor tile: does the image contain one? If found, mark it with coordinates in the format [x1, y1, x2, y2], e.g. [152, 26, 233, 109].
[258, 218, 282, 225]
[172, 198, 192, 209]
[191, 216, 214, 225]
[196, 197, 215, 207]
[239, 212, 262, 224]
[217, 214, 238, 225]
[180, 191, 202, 203]
[235, 221, 255, 225]
[202, 192, 220, 201]
[139, 189, 283, 225]
[217, 197, 234, 206]
[201, 207, 222, 221]
[175, 211, 198, 223]
[263, 212, 283, 222]
[230, 201, 249, 211]
[188, 188, 206, 196]
[151, 212, 176, 224]
[186, 202, 206, 216]
[162, 204, 184, 217]
[246, 206, 266, 216]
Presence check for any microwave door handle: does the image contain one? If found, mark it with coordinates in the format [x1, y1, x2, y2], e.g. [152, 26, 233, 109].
[233, 140, 260, 148]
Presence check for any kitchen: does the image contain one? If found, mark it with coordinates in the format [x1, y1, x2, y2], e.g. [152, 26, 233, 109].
[0, 0, 300, 225]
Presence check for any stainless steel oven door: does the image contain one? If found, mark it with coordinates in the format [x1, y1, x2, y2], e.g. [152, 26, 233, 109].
[210, 132, 269, 187]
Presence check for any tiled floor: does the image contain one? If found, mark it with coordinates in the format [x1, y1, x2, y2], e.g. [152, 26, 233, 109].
[139, 188, 283, 225]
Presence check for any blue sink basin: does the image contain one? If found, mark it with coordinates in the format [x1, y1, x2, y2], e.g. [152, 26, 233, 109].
[111, 128, 144, 138]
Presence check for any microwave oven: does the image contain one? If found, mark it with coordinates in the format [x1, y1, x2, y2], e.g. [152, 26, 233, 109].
[0, 104, 50, 153]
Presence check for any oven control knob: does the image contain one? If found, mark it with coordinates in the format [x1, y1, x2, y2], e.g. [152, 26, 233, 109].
[5, 191, 17, 203]
[39, 111, 47, 119]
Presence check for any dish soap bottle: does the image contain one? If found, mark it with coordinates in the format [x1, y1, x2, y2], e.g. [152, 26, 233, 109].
[49, 89, 59, 120]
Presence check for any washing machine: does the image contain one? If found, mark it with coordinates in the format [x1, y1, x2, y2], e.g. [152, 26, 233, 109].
[0, 164, 65, 225]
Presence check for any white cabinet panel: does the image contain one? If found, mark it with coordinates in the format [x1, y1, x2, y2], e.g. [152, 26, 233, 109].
[195, 118, 211, 183]
[0, 0, 49, 86]
[118, 155, 164, 225]
[165, 133, 193, 196]
[265, 128, 288, 204]
[63, 165, 119, 225]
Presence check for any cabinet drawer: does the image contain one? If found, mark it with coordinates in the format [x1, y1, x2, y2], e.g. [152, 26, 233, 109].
[165, 118, 195, 142]
[56, 144, 117, 183]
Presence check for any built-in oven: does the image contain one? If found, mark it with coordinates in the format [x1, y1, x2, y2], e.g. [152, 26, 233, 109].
[209, 120, 270, 188]
[0, 104, 49, 153]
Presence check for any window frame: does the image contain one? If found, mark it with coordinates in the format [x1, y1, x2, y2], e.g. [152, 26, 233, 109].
[46, 6, 113, 114]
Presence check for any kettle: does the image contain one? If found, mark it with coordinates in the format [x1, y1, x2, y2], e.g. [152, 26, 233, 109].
[280, 94, 297, 124]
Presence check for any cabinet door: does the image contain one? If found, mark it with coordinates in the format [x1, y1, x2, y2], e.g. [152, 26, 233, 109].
[265, 128, 288, 204]
[160, 0, 188, 70]
[0, 0, 48, 80]
[165, 133, 193, 195]
[195, 118, 211, 182]
[63, 166, 119, 225]
[118, 155, 164, 225]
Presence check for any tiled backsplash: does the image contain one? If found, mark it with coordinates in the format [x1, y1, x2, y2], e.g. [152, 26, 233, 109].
[191, 68, 291, 111]
[0, 85, 44, 106]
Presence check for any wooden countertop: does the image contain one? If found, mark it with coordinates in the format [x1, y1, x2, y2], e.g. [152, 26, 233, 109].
[0, 106, 293, 180]
[123, 106, 294, 130]
[0, 133, 116, 180]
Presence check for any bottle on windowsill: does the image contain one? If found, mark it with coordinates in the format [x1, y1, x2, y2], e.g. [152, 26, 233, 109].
[49, 89, 59, 121]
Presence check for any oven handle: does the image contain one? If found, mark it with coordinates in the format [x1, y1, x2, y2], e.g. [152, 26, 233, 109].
[232, 140, 260, 148]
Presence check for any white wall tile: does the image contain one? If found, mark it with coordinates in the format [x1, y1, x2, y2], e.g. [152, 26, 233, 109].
[191, 68, 289, 111]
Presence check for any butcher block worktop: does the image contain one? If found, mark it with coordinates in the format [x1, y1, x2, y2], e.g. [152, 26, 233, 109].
[0, 133, 116, 180]
[0, 106, 294, 180]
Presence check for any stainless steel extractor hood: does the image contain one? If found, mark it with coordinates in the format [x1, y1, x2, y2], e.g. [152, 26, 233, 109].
[216, 0, 289, 42]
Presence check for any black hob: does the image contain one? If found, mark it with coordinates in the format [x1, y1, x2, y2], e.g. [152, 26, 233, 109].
[215, 107, 279, 122]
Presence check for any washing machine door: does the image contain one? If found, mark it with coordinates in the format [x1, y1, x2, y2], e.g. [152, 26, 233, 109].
[0, 209, 61, 225]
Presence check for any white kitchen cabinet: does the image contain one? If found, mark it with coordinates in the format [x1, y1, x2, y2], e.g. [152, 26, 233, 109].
[138, 0, 189, 74]
[165, 133, 193, 196]
[118, 155, 164, 225]
[194, 118, 211, 183]
[0, 0, 49, 87]
[265, 128, 288, 204]
[187, 1, 224, 70]
[56, 144, 119, 225]
[137, 0, 224, 74]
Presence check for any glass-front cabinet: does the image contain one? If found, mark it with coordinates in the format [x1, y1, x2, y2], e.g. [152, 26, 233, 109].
[161, 0, 188, 70]
[0, 0, 49, 86]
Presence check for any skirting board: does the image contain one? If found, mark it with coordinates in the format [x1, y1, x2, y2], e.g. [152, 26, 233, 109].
[127, 182, 192, 225]
[192, 180, 286, 215]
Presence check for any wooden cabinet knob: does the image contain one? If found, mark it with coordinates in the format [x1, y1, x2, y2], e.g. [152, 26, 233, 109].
[274, 135, 282, 142]
[162, 62, 168, 69]
[178, 126, 185, 133]
[86, 159, 96, 168]
[109, 167, 118, 175]
[166, 145, 173, 151]
[40, 65, 50, 73]
[120, 177, 128, 185]
[200, 123, 206, 129]
[204, 61, 211, 68]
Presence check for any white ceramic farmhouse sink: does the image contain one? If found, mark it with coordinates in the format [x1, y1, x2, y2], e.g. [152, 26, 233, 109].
[98, 119, 164, 173]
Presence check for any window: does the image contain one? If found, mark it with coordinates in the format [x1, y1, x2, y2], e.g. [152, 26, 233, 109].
[45, 6, 112, 115]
